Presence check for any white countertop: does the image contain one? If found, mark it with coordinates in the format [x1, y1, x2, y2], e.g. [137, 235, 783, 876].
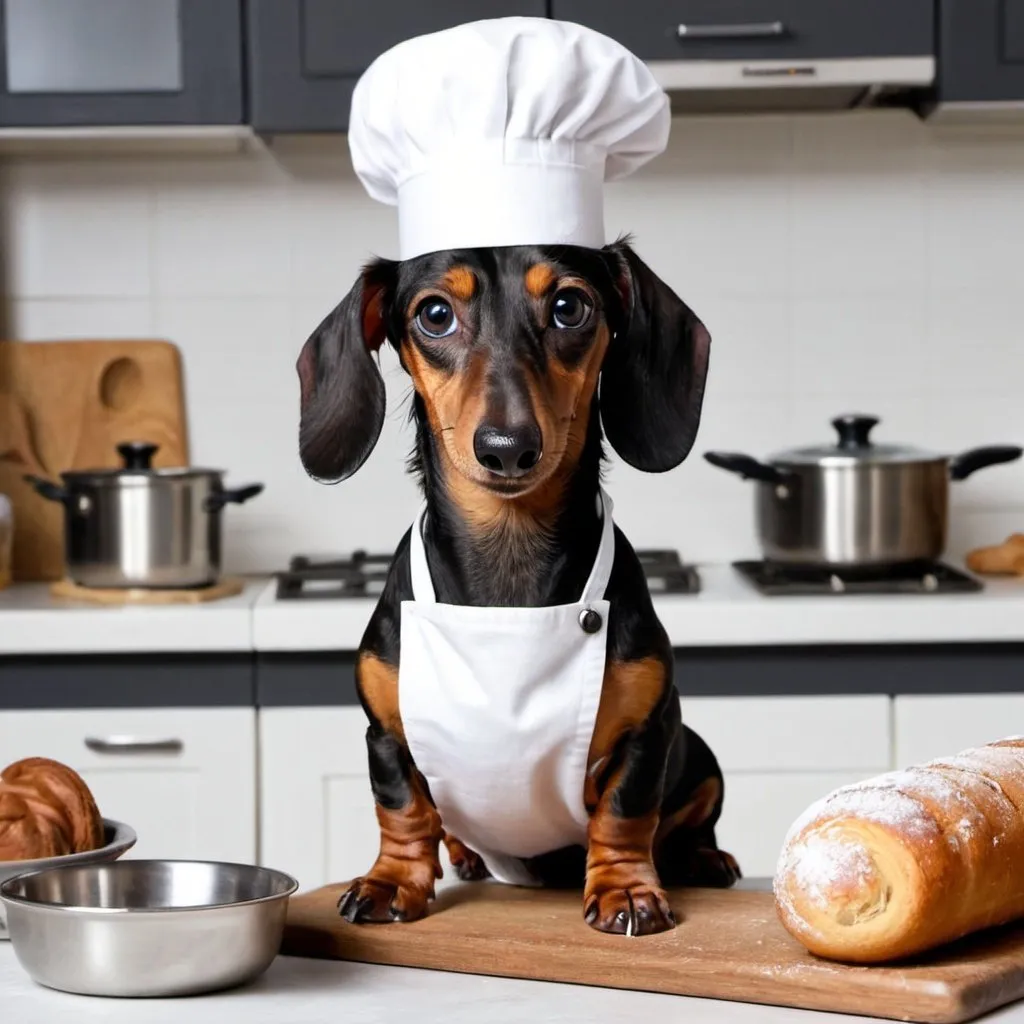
[2, 566, 1024, 656]
[6, 944, 1022, 1024]
[251, 565, 1024, 652]
[0, 580, 264, 655]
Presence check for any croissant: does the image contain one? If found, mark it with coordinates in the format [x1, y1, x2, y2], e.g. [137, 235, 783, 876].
[0, 757, 104, 861]
[774, 736, 1024, 964]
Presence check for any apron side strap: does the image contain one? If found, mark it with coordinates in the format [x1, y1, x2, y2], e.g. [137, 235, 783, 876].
[408, 505, 438, 604]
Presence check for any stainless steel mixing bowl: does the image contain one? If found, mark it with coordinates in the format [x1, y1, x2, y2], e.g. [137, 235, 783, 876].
[0, 819, 136, 941]
[0, 859, 298, 997]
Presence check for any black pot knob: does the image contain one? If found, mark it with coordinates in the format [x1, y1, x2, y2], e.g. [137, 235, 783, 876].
[832, 415, 879, 451]
[117, 441, 159, 471]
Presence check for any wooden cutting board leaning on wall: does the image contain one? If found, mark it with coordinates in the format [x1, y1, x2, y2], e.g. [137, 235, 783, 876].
[0, 340, 189, 581]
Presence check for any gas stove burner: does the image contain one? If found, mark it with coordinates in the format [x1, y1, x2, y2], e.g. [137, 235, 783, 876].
[733, 560, 983, 596]
[275, 550, 392, 600]
[275, 548, 701, 599]
[635, 549, 702, 595]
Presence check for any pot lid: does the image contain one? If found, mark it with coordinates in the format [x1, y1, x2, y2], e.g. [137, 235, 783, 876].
[60, 442, 224, 480]
[768, 415, 943, 467]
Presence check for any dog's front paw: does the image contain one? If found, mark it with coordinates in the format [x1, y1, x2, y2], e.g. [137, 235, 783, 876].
[337, 876, 433, 924]
[583, 883, 676, 936]
[444, 834, 491, 881]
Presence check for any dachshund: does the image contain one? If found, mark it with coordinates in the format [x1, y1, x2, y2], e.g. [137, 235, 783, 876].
[296, 238, 740, 936]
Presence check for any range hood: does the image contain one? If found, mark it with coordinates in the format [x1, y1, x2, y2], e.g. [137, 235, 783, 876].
[646, 55, 936, 114]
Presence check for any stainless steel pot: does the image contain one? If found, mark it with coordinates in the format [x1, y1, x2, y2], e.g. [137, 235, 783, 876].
[26, 441, 263, 589]
[704, 414, 1023, 569]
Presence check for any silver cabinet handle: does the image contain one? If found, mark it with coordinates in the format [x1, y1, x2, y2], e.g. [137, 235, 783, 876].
[85, 736, 183, 755]
[677, 21, 786, 39]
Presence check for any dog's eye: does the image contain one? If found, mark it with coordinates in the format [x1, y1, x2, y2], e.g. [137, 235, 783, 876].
[415, 298, 458, 338]
[551, 288, 592, 330]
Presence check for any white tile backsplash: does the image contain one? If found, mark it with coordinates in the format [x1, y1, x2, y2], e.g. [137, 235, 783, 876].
[3, 109, 1024, 572]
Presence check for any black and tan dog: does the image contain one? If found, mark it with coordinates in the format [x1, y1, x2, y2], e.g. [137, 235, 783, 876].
[296, 238, 740, 936]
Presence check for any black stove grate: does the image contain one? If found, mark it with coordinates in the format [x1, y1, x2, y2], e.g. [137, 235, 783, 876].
[275, 548, 701, 599]
[733, 560, 984, 596]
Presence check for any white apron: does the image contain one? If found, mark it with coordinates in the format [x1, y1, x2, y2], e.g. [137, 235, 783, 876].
[398, 492, 615, 886]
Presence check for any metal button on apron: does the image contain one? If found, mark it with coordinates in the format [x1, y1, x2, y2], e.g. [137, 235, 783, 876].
[578, 608, 602, 634]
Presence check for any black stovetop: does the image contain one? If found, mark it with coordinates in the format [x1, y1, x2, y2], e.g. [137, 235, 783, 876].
[275, 549, 701, 600]
[733, 560, 984, 596]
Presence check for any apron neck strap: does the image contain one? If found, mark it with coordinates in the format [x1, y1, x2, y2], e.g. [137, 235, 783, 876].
[409, 505, 437, 604]
[408, 488, 616, 606]
[580, 488, 615, 604]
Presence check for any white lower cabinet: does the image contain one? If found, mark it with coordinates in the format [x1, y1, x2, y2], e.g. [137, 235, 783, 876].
[713, 771, 874, 878]
[680, 695, 892, 878]
[0, 708, 256, 863]
[894, 694, 1024, 766]
[259, 697, 894, 889]
[259, 707, 461, 893]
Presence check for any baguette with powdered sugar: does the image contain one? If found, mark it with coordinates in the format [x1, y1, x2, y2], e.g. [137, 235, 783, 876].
[773, 737, 1024, 963]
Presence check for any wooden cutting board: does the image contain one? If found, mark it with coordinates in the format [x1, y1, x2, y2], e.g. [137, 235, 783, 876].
[0, 340, 189, 581]
[281, 884, 1024, 1024]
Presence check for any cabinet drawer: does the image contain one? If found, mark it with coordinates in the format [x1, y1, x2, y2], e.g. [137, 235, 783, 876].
[0, 709, 256, 862]
[716, 770, 871, 878]
[894, 695, 1024, 767]
[551, 0, 933, 63]
[247, 0, 546, 133]
[681, 696, 891, 772]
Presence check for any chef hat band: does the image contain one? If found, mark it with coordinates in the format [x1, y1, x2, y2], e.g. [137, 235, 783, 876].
[349, 17, 670, 261]
[398, 147, 606, 259]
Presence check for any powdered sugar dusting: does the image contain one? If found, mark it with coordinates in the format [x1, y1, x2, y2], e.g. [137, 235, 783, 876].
[780, 783, 937, 856]
[928, 746, 1024, 808]
[788, 831, 875, 911]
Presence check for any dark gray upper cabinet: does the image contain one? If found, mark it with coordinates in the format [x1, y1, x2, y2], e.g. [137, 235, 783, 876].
[246, 0, 547, 133]
[551, 0, 933, 62]
[0, 0, 242, 128]
[937, 0, 1024, 103]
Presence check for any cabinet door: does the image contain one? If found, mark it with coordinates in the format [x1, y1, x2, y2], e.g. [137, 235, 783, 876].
[715, 771, 873, 878]
[894, 694, 1024, 766]
[551, 0, 933, 63]
[0, 709, 256, 862]
[0, 0, 243, 127]
[679, 695, 891, 878]
[259, 707, 463, 892]
[937, 0, 1024, 103]
[246, 0, 547, 133]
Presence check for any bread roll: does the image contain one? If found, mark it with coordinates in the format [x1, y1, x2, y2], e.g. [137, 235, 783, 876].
[774, 736, 1024, 964]
[966, 534, 1024, 576]
[0, 757, 103, 861]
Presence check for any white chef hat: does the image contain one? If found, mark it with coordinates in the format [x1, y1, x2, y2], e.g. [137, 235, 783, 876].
[348, 17, 670, 260]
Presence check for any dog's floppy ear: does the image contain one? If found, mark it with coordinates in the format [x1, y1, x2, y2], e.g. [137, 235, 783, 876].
[297, 260, 395, 483]
[599, 242, 711, 473]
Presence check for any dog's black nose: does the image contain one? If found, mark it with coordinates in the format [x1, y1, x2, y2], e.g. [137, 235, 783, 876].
[473, 423, 542, 477]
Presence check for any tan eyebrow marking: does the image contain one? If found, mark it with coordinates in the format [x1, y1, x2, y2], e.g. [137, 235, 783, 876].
[442, 266, 477, 301]
[524, 263, 557, 298]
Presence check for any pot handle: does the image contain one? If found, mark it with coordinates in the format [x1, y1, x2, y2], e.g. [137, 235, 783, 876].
[23, 474, 71, 504]
[703, 451, 787, 485]
[949, 446, 1023, 481]
[204, 483, 265, 513]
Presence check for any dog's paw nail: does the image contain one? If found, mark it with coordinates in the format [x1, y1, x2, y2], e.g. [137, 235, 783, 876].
[389, 904, 408, 922]
[666, 908, 677, 926]
[615, 909, 629, 927]
[337, 890, 356, 917]
[584, 902, 598, 925]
